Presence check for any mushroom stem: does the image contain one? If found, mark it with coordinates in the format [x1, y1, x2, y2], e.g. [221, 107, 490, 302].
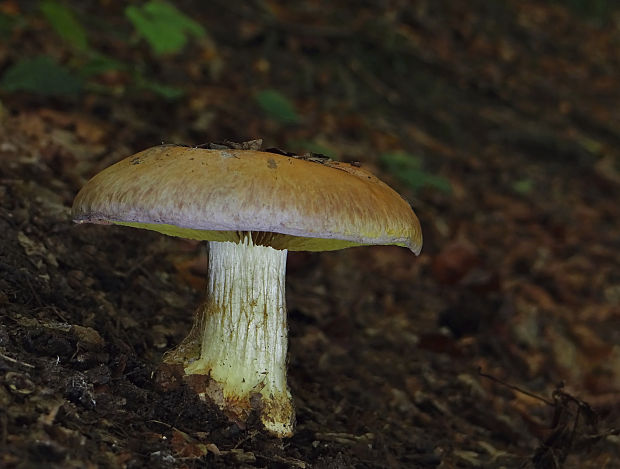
[183, 237, 294, 437]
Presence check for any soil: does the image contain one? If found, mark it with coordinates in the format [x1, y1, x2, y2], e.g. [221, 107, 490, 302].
[1, 1, 619, 468]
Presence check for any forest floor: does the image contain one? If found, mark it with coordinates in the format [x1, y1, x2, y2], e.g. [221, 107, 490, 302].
[1, 1, 619, 468]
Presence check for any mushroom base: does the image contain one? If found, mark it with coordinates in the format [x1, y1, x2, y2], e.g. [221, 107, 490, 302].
[163, 238, 294, 437]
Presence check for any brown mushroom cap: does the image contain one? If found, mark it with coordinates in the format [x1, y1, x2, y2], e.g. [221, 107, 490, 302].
[72, 145, 422, 253]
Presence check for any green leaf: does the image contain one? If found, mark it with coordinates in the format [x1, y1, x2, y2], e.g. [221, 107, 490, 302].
[79, 53, 126, 78]
[125, 1, 206, 55]
[380, 151, 451, 193]
[131, 70, 184, 99]
[40, 0, 88, 51]
[0, 56, 82, 97]
[512, 178, 533, 194]
[255, 89, 300, 124]
[140, 80, 184, 99]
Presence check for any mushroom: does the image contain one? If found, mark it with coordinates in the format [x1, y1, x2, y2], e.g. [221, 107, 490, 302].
[72, 144, 422, 437]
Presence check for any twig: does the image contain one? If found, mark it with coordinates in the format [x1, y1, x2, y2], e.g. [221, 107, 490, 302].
[478, 367, 554, 406]
[0, 351, 35, 369]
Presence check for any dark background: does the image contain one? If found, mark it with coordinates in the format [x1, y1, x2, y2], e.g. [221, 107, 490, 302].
[0, 1, 619, 467]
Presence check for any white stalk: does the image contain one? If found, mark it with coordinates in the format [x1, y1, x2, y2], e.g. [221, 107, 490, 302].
[184, 237, 293, 436]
